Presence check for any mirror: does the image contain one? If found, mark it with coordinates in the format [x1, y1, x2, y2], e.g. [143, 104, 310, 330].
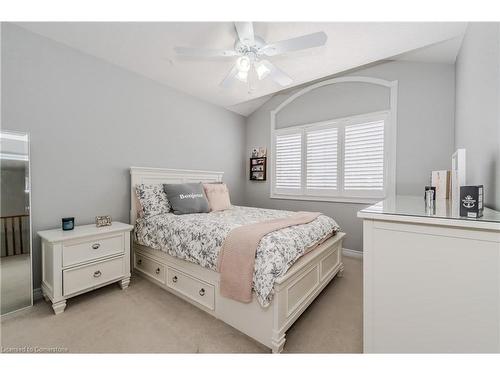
[0, 130, 32, 315]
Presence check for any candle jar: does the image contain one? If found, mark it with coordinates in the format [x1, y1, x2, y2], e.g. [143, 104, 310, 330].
[425, 190, 435, 209]
[62, 217, 75, 231]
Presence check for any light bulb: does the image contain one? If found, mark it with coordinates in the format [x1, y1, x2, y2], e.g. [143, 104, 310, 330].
[255, 61, 271, 80]
[236, 56, 251, 73]
[236, 70, 248, 82]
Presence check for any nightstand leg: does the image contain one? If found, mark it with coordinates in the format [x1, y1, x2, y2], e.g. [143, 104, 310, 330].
[119, 277, 130, 290]
[52, 300, 67, 315]
[42, 291, 50, 302]
[337, 263, 345, 278]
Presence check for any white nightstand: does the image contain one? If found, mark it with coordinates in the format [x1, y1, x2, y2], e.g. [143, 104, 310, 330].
[38, 222, 134, 314]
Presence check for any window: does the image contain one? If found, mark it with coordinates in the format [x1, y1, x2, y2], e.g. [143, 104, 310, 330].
[344, 120, 384, 192]
[275, 132, 302, 190]
[306, 127, 338, 192]
[271, 111, 393, 203]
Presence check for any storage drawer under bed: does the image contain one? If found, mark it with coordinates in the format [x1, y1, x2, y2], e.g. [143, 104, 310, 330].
[167, 266, 215, 310]
[135, 253, 166, 284]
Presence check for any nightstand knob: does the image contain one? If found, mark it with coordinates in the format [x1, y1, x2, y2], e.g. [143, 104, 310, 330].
[91, 243, 100, 250]
[155, 267, 160, 275]
[199, 288, 205, 296]
[172, 276, 178, 283]
[93, 270, 102, 278]
[137, 259, 142, 265]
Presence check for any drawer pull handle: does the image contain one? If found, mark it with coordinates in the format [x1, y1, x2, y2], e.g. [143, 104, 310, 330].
[137, 259, 142, 265]
[172, 276, 178, 283]
[199, 288, 205, 297]
[93, 270, 102, 278]
[155, 267, 161, 275]
[91, 243, 100, 250]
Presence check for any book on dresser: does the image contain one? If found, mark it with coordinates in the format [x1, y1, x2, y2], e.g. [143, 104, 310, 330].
[38, 222, 133, 314]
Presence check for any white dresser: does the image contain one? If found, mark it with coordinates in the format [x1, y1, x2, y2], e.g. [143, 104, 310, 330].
[38, 222, 134, 314]
[358, 196, 500, 353]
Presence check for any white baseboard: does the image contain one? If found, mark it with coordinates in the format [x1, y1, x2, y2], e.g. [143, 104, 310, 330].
[33, 287, 43, 301]
[342, 248, 363, 258]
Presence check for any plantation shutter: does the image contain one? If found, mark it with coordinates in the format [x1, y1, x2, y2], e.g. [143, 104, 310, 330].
[305, 127, 338, 192]
[344, 120, 385, 191]
[275, 132, 302, 191]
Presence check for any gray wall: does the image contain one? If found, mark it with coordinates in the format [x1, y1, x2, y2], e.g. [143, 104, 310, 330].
[1, 23, 246, 289]
[245, 60, 456, 251]
[455, 23, 500, 210]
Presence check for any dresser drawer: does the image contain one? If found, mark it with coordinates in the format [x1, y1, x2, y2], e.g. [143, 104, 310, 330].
[63, 234, 124, 267]
[135, 253, 165, 284]
[63, 256, 125, 296]
[167, 267, 214, 310]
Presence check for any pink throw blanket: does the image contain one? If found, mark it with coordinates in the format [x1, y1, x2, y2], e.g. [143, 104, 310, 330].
[218, 211, 321, 303]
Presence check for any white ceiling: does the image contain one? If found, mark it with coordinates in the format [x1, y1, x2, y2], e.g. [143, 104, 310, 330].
[16, 22, 467, 116]
[394, 36, 465, 64]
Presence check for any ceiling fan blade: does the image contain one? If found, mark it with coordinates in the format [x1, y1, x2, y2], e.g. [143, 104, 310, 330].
[260, 60, 293, 87]
[174, 46, 238, 58]
[220, 64, 240, 88]
[234, 22, 255, 45]
[260, 31, 327, 56]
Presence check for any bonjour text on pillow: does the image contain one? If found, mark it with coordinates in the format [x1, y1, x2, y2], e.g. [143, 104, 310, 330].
[163, 182, 210, 215]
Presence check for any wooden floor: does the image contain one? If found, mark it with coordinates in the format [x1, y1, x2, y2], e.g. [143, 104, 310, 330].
[0, 256, 362, 353]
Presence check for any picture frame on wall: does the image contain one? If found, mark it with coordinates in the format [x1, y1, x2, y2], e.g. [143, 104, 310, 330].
[252, 147, 267, 158]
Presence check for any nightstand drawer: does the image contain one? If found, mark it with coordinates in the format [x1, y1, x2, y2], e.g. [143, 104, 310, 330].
[63, 256, 125, 296]
[167, 267, 214, 310]
[135, 253, 165, 284]
[63, 234, 124, 267]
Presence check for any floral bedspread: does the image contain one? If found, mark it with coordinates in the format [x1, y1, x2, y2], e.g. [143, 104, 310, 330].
[135, 206, 340, 307]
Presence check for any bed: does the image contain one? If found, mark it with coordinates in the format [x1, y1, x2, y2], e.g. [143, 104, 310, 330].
[130, 167, 345, 353]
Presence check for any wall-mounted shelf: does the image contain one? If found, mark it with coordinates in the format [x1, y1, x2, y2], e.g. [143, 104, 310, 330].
[250, 157, 266, 181]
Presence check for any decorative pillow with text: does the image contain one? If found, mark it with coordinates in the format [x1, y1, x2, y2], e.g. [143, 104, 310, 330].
[163, 183, 210, 215]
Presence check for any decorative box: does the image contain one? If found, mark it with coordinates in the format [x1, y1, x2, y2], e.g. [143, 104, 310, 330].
[95, 215, 112, 227]
[460, 185, 484, 218]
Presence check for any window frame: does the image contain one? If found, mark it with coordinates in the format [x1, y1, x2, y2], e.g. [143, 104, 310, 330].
[271, 110, 395, 204]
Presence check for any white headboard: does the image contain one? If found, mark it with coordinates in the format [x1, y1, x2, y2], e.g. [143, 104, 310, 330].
[130, 167, 224, 223]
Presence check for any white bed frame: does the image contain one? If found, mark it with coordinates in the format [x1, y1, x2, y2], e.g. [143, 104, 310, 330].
[130, 167, 345, 353]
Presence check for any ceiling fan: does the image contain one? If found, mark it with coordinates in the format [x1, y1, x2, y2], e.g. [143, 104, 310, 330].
[174, 22, 328, 89]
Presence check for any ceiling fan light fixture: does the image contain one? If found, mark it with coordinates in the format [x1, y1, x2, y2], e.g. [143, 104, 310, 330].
[236, 70, 248, 82]
[255, 61, 271, 80]
[175, 22, 327, 89]
[236, 56, 251, 73]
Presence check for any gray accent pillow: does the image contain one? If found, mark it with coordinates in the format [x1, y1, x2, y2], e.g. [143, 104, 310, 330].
[163, 183, 210, 215]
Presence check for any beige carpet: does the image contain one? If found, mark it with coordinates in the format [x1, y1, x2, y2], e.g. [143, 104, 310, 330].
[1, 254, 32, 315]
[0, 256, 362, 353]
